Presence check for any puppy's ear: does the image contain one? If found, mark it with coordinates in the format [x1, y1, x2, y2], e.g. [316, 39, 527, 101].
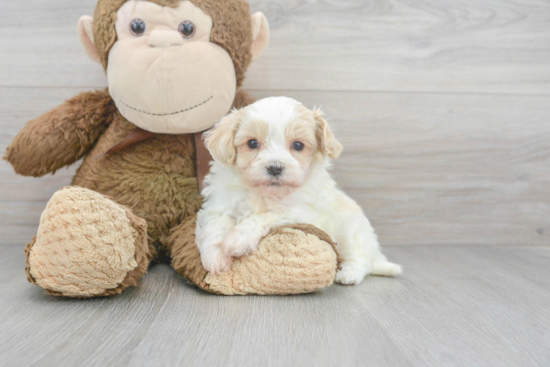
[314, 109, 343, 159]
[204, 110, 242, 165]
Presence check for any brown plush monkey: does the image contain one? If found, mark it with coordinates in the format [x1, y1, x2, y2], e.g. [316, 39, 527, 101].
[5, 0, 340, 297]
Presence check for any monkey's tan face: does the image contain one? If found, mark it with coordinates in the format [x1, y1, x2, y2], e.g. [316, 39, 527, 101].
[107, 1, 236, 134]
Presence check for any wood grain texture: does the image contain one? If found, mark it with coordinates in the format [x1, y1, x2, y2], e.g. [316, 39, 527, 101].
[1, 0, 549, 94]
[248, 90, 550, 246]
[246, 0, 550, 94]
[1, 245, 549, 367]
[2, 87, 548, 246]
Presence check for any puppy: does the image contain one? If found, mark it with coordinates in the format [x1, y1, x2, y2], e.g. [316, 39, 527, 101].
[196, 97, 402, 285]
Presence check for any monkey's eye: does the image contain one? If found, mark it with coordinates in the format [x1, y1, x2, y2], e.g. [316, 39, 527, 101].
[247, 139, 260, 149]
[292, 142, 305, 151]
[130, 19, 146, 36]
[179, 21, 195, 38]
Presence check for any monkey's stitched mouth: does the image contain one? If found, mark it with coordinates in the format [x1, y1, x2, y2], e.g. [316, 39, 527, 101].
[120, 96, 213, 117]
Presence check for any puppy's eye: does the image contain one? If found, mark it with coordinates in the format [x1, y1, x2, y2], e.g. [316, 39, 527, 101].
[292, 142, 305, 151]
[247, 139, 260, 149]
[130, 19, 146, 36]
[179, 21, 195, 38]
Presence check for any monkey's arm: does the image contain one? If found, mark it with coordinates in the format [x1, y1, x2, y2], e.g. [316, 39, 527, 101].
[4, 89, 116, 177]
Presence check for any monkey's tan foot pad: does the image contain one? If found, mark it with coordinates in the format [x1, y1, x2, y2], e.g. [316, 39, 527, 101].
[205, 224, 342, 295]
[25, 186, 149, 298]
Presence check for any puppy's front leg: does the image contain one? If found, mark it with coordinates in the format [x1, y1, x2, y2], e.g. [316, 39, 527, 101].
[221, 213, 289, 258]
[196, 213, 237, 274]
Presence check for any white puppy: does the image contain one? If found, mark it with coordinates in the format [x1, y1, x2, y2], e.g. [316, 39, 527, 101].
[196, 97, 402, 285]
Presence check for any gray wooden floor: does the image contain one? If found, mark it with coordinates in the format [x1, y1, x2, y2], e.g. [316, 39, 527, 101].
[1, 245, 549, 367]
[1, 0, 549, 366]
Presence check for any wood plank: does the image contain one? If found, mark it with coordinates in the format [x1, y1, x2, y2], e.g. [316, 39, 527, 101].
[0, 265, 178, 367]
[0, 202, 48, 246]
[124, 278, 412, 367]
[1, 87, 549, 246]
[246, 0, 550, 94]
[368, 245, 550, 366]
[0, 0, 104, 88]
[1, 245, 550, 366]
[253, 90, 550, 246]
[1, 0, 549, 94]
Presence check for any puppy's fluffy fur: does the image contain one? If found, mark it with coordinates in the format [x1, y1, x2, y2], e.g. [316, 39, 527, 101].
[196, 97, 401, 285]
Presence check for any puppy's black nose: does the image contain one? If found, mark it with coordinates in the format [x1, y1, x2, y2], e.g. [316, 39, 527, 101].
[267, 165, 284, 177]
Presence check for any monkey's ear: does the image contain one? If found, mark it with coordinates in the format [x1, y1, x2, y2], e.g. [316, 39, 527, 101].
[314, 109, 343, 159]
[204, 110, 243, 166]
[77, 16, 101, 64]
[250, 12, 270, 62]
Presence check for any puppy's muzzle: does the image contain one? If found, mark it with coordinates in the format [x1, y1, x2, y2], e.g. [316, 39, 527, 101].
[266, 164, 284, 177]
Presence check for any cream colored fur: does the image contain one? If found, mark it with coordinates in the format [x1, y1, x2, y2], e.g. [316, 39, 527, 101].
[197, 97, 402, 285]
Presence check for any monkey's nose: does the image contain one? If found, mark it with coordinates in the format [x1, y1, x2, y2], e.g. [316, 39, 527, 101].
[267, 165, 284, 177]
[148, 30, 184, 48]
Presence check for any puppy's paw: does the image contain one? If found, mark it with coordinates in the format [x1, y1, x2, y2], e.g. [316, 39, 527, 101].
[221, 227, 262, 258]
[201, 246, 234, 275]
[335, 265, 367, 285]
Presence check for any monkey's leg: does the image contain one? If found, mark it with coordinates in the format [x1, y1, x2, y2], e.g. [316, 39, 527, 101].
[167, 217, 341, 295]
[25, 186, 151, 298]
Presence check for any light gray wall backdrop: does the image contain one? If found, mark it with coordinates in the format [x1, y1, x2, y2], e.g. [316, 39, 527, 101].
[1, 0, 549, 246]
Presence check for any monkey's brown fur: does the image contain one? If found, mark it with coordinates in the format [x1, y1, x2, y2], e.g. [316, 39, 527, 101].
[93, 0, 253, 87]
[6, 0, 339, 297]
[9, 88, 259, 295]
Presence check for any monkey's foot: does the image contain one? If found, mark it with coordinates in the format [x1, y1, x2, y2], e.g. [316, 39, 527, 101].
[205, 224, 342, 295]
[25, 186, 150, 298]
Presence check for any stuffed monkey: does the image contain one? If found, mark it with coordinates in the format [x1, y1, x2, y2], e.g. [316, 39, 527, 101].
[5, 0, 341, 297]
